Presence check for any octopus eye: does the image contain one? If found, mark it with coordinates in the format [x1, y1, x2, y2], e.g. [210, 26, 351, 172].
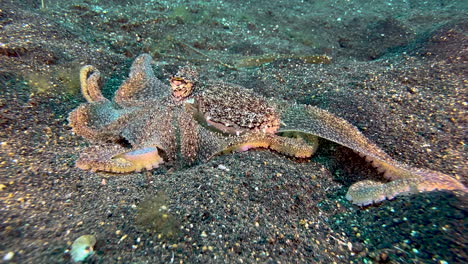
[170, 76, 194, 100]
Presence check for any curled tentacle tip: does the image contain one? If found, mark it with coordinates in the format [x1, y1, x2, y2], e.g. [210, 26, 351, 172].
[346, 180, 387, 206]
[80, 65, 107, 103]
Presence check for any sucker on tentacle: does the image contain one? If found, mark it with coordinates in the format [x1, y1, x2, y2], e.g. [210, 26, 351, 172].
[79, 65, 107, 103]
[76, 144, 164, 173]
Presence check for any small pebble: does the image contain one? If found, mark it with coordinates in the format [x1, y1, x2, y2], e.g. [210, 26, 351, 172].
[217, 164, 230, 171]
[119, 234, 128, 243]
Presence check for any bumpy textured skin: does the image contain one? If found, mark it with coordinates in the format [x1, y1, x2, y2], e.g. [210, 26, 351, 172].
[69, 53, 466, 206]
[114, 53, 170, 106]
[79, 65, 106, 103]
[194, 82, 281, 134]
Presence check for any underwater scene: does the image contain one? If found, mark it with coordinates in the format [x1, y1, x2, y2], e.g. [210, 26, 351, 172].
[0, 0, 467, 263]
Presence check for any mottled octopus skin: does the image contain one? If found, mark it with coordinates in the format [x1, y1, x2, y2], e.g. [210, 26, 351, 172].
[69, 53, 467, 206]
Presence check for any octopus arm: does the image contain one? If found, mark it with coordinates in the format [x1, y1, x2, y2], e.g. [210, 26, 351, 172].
[114, 54, 170, 106]
[68, 100, 139, 143]
[278, 103, 467, 205]
[69, 101, 122, 142]
[79, 65, 107, 103]
[177, 108, 200, 164]
[208, 132, 318, 160]
[76, 144, 164, 173]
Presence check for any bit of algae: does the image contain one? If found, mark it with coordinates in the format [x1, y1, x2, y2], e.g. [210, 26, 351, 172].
[136, 192, 181, 240]
[22, 64, 81, 97]
[234, 54, 332, 68]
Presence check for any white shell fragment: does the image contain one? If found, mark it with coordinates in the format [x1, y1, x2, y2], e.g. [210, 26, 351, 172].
[70, 234, 96, 262]
[3, 252, 14, 261]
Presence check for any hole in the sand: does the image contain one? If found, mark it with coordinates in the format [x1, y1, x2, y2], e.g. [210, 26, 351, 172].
[115, 136, 132, 148]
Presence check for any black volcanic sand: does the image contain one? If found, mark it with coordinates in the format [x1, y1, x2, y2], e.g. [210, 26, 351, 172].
[0, 0, 467, 263]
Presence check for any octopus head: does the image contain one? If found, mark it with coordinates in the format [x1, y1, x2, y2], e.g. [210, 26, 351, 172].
[170, 66, 199, 101]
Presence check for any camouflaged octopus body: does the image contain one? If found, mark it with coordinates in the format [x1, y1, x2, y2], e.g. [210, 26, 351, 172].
[69, 54, 466, 206]
[69, 55, 229, 173]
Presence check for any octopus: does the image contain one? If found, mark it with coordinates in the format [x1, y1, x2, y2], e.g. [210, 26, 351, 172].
[69, 54, 466, 206]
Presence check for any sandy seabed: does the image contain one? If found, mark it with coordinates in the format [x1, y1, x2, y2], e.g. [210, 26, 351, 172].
[0, 0, 466, 263]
